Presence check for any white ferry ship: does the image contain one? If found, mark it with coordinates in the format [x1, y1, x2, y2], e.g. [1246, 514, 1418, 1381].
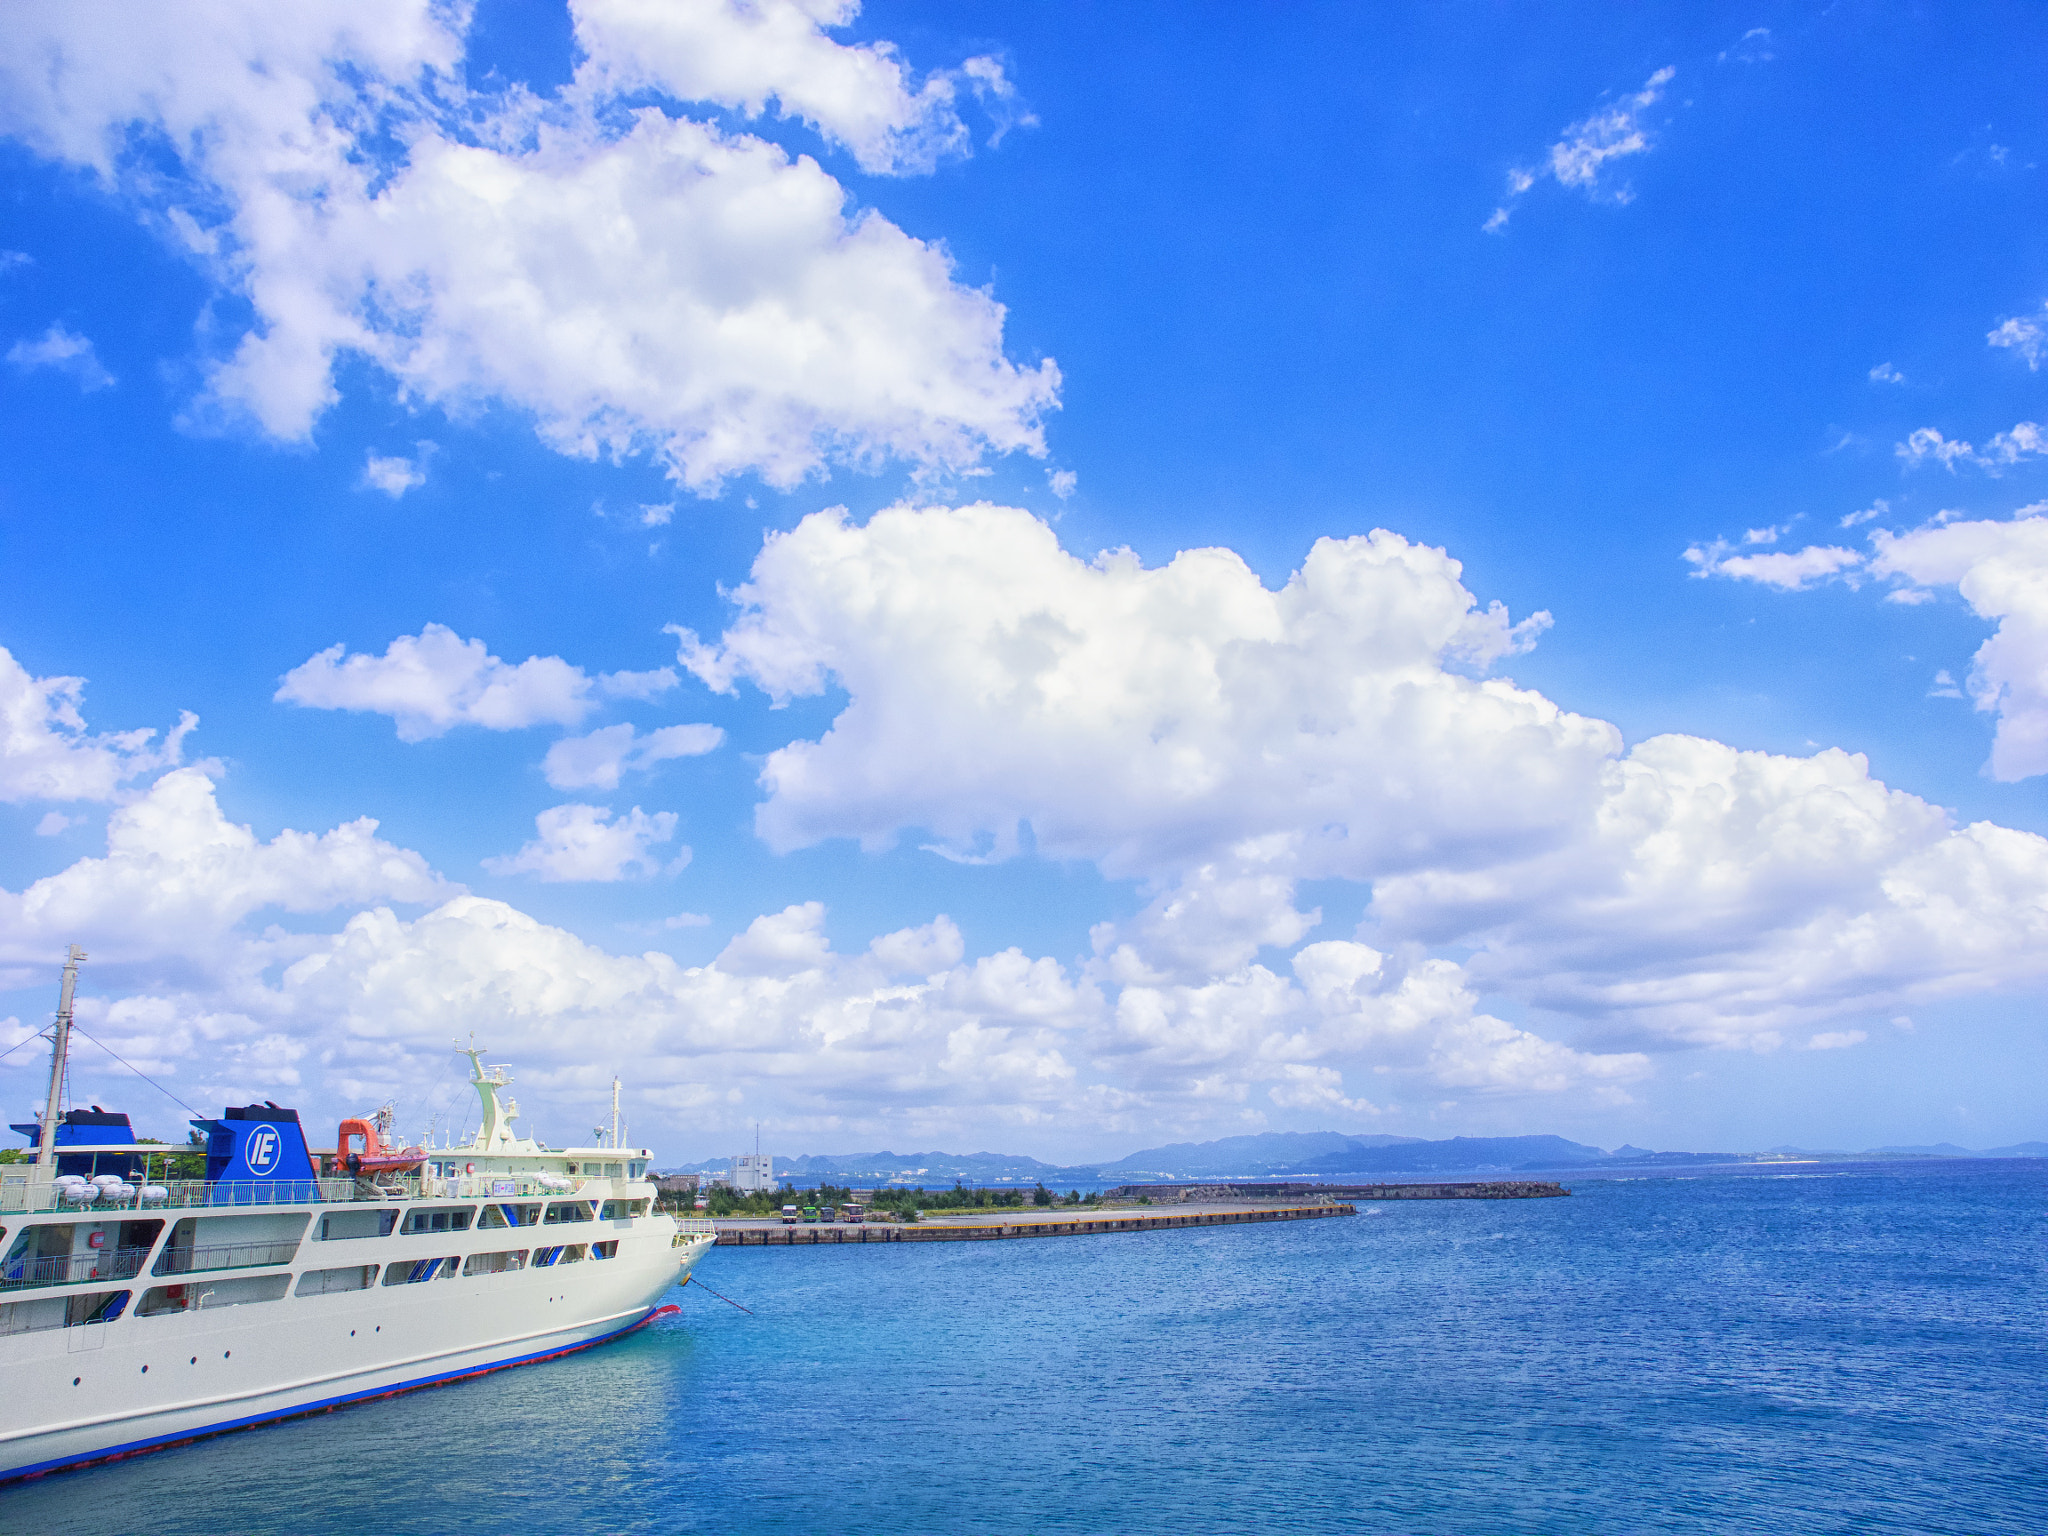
[0, 949, 715, 1481]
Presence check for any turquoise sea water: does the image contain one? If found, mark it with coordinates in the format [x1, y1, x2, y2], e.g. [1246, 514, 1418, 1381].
[5, 1160, 2042, 1535]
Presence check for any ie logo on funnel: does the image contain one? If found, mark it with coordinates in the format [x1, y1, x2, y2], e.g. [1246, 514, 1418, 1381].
[246, 1126, 280, 1175]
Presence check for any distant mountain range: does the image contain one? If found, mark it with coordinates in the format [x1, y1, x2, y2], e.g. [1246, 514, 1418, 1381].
[1103, 1132, 1746, 1179]
[1766, 1141, 2048, 1161]
[1092, 1131, 1424, 1179]
[669, 1130, 2047, 1183]
[672, 1148, 1102, 1185]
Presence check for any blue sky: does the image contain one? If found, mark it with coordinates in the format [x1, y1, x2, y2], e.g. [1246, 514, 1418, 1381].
[2, 1, 2045, 1163]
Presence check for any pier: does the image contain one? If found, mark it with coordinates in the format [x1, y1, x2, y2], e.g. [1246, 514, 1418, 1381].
[713, 1203, 1352, 1245]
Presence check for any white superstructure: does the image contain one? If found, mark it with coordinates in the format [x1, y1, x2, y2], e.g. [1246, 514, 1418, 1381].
[0, 952, 715, 1481]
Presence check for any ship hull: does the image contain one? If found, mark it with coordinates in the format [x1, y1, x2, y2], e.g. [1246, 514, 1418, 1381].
[0, 1219, 712, 1481]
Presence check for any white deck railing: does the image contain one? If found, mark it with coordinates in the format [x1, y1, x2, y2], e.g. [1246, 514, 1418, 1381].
[0, 1170, 660, 1214]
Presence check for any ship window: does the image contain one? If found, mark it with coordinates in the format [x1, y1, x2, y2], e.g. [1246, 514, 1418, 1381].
[383, 1256, 456, 1285]
[590, 1240, 617, 1260]
[477, 1203, 541, 1229]
[296, 1265, 377, 1296]
[461, 1249, 527, 1276]
[154, 1214, 304, 1275]
[543, 1201, 594, 1225]
[0, 1288, 133, 1333]
[401, 1206, 474, 1235]
[0, 1295, 63, 1335]
[561, 1244, 586, 1263]
[629, 1161, 647, 1179]
[138, 1274, 287, 1316]
[600, 1199, 649, 1221]
[0, 1223, 107, 1289]
[317, 1209, 396, 1241]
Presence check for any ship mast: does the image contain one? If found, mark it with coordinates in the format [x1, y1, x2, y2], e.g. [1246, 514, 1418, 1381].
[35, 946, 85, 1171]
[610, 1075, 620, 1150]
[457, 1043, 516, 1149]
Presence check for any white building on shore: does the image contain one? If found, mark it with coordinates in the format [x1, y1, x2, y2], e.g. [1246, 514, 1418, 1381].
[731, 1151, 774, 1193]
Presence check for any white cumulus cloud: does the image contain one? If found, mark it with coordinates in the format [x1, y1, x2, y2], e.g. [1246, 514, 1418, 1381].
[542, 722, 725, 791]
[1869, 514, 2048, 780]
[1984, 423, 2048, 467]
[570, 0, 1018, 176]
[362, 448, 430, 498]
[1370, 735, 2048, 1043]
[270, 895, 1094, 1137]
[1686, 509, 2048, 784]
[1989, 305, 2046, 370]
[0, 767, 450, 982]
[6, 322, 114, 390]
[0, 646, 196, 804]
[869, 915, 966, 976]
[0, 0, 1058, 491]
[1684, 539, 1863, 590]
[29, 500, 2048, 1147]
[670, 501, 2048, 1052]
[1897, 423, 2047, 473]
[0, 660, 1678, 1142]
[671, 503, 1568, 874]
[483, 803, 681, 882]
[275, 624, 655, 741]
[1807, 1030, 1867, 1050]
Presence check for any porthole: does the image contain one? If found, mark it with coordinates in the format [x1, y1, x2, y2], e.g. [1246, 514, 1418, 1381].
[71, 1377, 79, 1387]
[140, 1365, 148, 1374]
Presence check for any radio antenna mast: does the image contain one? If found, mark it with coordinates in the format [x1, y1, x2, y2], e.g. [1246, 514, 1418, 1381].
[36, 946, 85, 1171]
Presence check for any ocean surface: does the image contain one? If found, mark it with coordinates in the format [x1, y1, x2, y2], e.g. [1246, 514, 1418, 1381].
[5, 1159, 2041, 1535]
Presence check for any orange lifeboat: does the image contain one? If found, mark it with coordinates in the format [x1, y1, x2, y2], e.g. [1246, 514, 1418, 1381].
[334, 1115, 425, 1175]
[336, 1116, 377, 1161]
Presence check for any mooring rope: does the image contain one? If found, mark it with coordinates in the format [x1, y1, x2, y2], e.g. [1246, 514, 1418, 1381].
[686, 1273, 753, 1315]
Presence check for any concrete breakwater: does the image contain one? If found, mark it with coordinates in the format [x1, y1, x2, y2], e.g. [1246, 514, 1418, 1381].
[1106, 1180, 1570, 1201]
[714, 1203, 1352, 1245]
